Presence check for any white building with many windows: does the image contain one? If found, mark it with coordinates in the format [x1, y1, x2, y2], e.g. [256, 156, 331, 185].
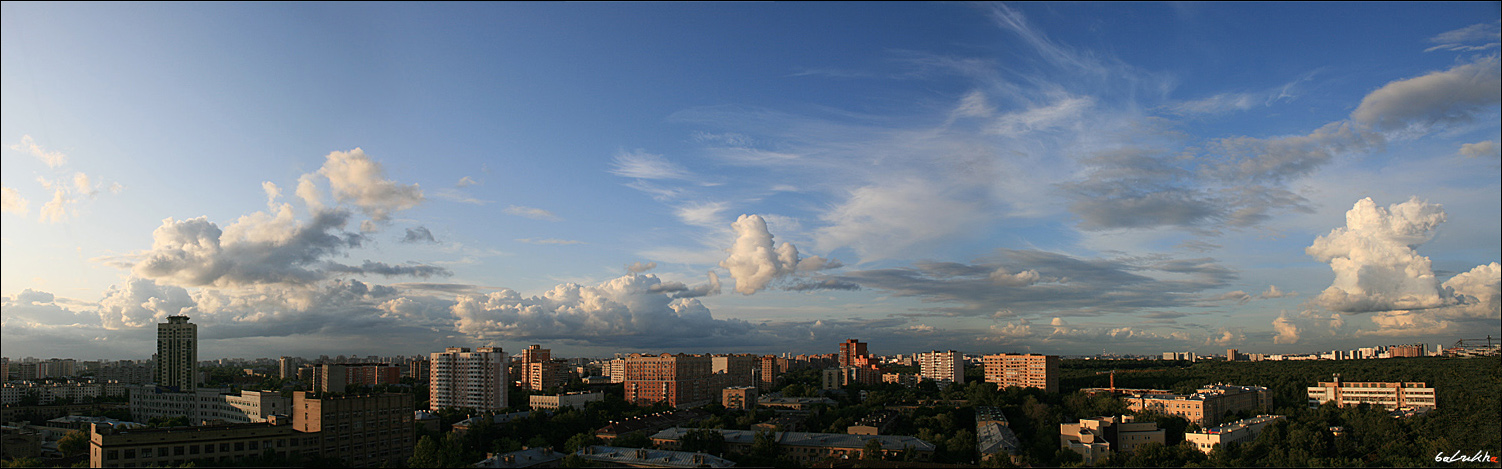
[429, 347, 508, 412]
[918, 350, 965, 385]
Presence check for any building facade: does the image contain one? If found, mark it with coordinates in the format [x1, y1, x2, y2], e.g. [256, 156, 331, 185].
[838, 339, 869, 367]
[291, 392, 414, 468]
[155, 316, 197, 391]
[983, 353, 1059, 393]
[1306, 376, 1436, 410]
[918, 350, 965, 385]
[721, 386, 758, 410]
[1125, 384, 1271, 426]
[1184, 415, 1285, 453]
[1059, 415, 1164, 465]
[622, 353, 713, 408]
[89, 421, 317, 468]
[529, 391, 604, 410]
[429, 347, 509, 412]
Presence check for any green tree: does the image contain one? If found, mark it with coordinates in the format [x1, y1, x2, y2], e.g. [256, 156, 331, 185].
[613, 432, 653, 449]
[680, 428, 727, 455]
[862, 438, 885, 460]
[57, 430, 89, 457]
[565, 433, 603, 453]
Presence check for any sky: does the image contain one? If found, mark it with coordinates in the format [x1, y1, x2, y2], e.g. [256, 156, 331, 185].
[2, 3, 1498, 361]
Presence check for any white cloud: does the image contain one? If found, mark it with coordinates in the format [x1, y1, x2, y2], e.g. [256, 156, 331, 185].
[625, 261, 657, 273]
[676, 201, 729, 228]
[1350, 57, 1501, 132]
[989, 267, 1042, 287]
[515, 238, 584, 245]
[1, 187, 27, 214]
[720, 214, 801, 295]
[504, 205, 561, 221]
[1206, 328, 1245, 346]
[317, 148, 424, 223]
[1459, 140, 1500, 158]
[1257, 285, 1298, 299]
[97, 278, 196, 330]
[987, 318, 1032, 340]
[815, 179, 984, 261]
[1424, 21, 1501, 52]
[456, 176, 478, 187]
[1272, 313, 1300, 344]
[610, 149, 694, 180]
[1306, 197, 1450, 313]
[450, 273, 751, 341]
[9, 135, 67, 168]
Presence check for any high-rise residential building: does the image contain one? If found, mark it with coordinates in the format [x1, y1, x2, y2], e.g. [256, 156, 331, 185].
[291, 392, 414, 467]
[622, 353, 713, 408]
[278, 357, 296, 379]
[429, 347, 508, 412]
[982, 353, 1059, 393]
[521, 345, 551, 364]
[917, 350, 965, 385]
[524, 361, 568, 391]
[155, 316, 198, 391]
[1306, 375, 1436, 410]
[1226, 349, 1239, 361]
[712, 354, 758, 389]
[608, 358, 627, 383]
[405, 358, 429, 385]
[838, 339, 869, 367]
[1388, 344, 1426, 358]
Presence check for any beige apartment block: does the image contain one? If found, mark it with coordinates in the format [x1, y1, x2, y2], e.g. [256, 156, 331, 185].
[1307, 375, 1436, 410]
[983, 353, 1059, 393]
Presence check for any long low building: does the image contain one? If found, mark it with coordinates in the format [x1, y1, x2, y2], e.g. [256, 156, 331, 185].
[89, 421, 319, 468]
[1123, 384, 1269, 426]
[1306, 376, 1435, 410]
[1184, 415, 1285, 454]
[651, 427, 936, 465]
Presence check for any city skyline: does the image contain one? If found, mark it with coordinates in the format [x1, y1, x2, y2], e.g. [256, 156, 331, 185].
[2, 3, 1499, 360]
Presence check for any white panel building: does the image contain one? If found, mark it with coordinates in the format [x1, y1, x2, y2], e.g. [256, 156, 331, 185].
[429, 346, 509, 412]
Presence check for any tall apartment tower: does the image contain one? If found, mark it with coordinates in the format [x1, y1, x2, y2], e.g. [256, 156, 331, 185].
[623, 353, 713, 408]
[155, 316, 197, 391]
[429, 346, 508, 412]
[838, 339, 869, 367]
[918, 350, 965, 385]
[982, 353, 1059, 393]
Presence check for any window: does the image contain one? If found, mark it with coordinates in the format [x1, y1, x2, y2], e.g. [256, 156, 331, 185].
[189, 445, 200, 455]
[249, 441, 259, 451]
[235, 442, 245, 452]
[124, 449, 136, 459]
[174, 446, 185, 456]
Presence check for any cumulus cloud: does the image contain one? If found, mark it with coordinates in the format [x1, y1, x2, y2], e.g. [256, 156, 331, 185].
[402, 226, 437, 244]
[1350, 57, 1501, 132]
[97, 278, 196, 330]
[646, 271, 722, 298]
[450, 273, 752, 342]
[1306, 197, 1450, 313]
[15, 289, 56, 304]
[130, 204, 447, 287]
[1272, 313, 1300, 344]
[504, 205, 561, 221]
[1459, 140, 1500, 158]
[987, 318, 1033, 340]
[625, 261, 657, 273]
[720, 214, 808, 294]
[1, 187, 27, 214]
[1258, 285, 1297, 299]
[317, 148, 423, 224]
[1206, 328, 1245, 346]
[990, 267, 1043, 287]
[10, 135, 66, 168]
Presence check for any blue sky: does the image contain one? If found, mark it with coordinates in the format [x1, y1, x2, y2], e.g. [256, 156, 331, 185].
[3, 3, 1498, 360]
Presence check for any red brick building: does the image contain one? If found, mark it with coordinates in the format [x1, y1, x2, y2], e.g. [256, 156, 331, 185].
[623, 353, 713, 408]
